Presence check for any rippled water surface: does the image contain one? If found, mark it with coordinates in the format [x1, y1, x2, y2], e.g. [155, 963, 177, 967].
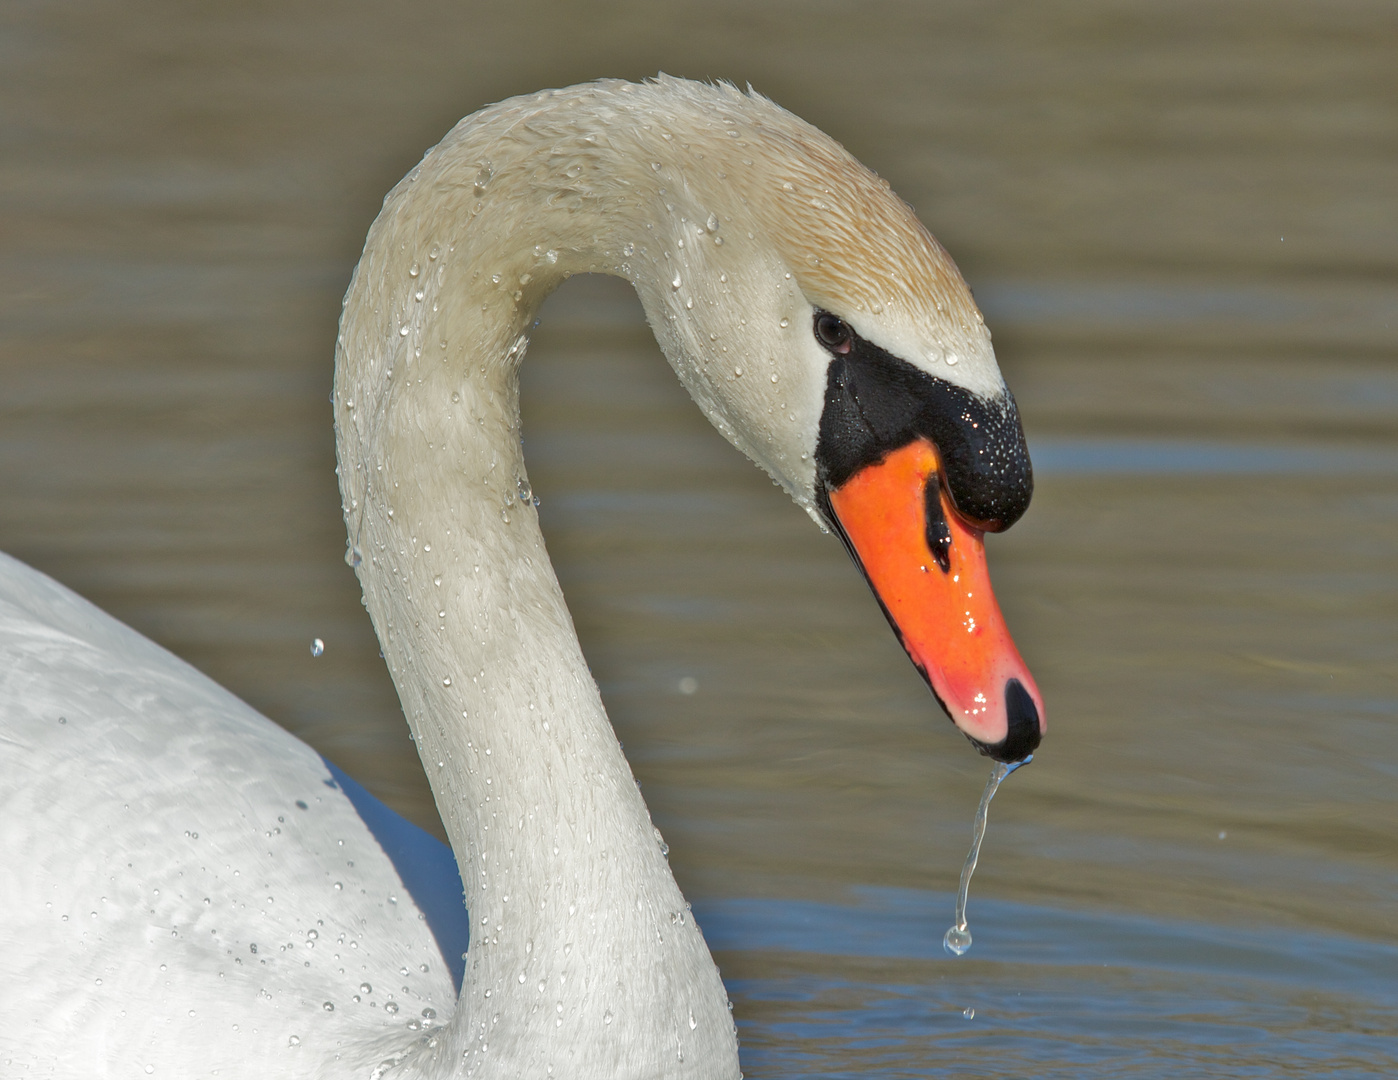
[2, 1, 1395, 1075]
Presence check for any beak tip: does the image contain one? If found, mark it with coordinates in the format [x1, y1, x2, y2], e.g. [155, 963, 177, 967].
[973, 677, 1043, 764]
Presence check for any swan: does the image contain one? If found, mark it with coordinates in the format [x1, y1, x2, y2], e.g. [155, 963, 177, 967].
[0, 77, 1044, 1079]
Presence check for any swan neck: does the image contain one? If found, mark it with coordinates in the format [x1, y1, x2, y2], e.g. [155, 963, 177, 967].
[333, 88, 739, 1079]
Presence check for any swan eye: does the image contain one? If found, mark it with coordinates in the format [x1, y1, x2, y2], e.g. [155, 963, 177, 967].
[814, 312, 852, 354]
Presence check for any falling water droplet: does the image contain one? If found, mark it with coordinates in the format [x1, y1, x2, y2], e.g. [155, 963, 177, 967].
[310, 638, 324, 657]
[943, 756, 1030, 956]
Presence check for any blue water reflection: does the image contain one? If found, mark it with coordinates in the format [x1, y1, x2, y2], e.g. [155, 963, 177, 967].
[697, 888, 1398, 1077]
[1031, 438, 1398, 476]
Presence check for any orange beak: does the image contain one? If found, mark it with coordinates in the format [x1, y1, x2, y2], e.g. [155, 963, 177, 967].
[827, 438, 1045, 761]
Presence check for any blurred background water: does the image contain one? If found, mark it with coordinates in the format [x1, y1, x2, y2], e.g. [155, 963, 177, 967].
[1, 1, 1395, 1075]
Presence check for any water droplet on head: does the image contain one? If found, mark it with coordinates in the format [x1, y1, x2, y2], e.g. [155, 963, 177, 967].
[288, 1034, 301, 1046]
[671, 274, 681, 290]
[705, 213, 719, 233]
[408, 263, 420, 278]
[360, 982, 372, 994]
[384, 1001, 399, 1014]
[603, 1009, 613, 1025]
[323, 1001, 335, 1012]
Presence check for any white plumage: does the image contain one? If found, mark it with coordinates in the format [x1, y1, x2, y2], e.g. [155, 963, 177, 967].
[1, 77, 1014, 1078]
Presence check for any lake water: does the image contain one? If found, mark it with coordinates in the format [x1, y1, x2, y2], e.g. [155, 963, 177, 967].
[2, 1, 1395, 1075]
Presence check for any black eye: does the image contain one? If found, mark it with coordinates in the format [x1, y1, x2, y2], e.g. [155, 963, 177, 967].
[814, 312, 852, 353]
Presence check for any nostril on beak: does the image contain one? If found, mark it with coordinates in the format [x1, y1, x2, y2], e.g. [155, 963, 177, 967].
[983, 678, 1040, 764]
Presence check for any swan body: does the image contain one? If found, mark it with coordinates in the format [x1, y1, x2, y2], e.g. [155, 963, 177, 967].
[0, 78, 1041, 1078]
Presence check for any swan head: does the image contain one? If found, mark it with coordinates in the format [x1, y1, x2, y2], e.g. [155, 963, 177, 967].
[619, 78, 1043, 761]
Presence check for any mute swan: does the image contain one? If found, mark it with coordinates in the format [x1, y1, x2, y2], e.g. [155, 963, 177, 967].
[0, 77, 1042, 1078]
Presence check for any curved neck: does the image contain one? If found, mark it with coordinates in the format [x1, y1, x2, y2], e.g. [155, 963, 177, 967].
[334, 90, 738, 1078]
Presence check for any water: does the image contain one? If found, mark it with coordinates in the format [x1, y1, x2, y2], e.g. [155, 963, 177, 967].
[2, 2, 1396, 1076]
[943, 757, 1030, 957]
[698, 888, 1398, 1079]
